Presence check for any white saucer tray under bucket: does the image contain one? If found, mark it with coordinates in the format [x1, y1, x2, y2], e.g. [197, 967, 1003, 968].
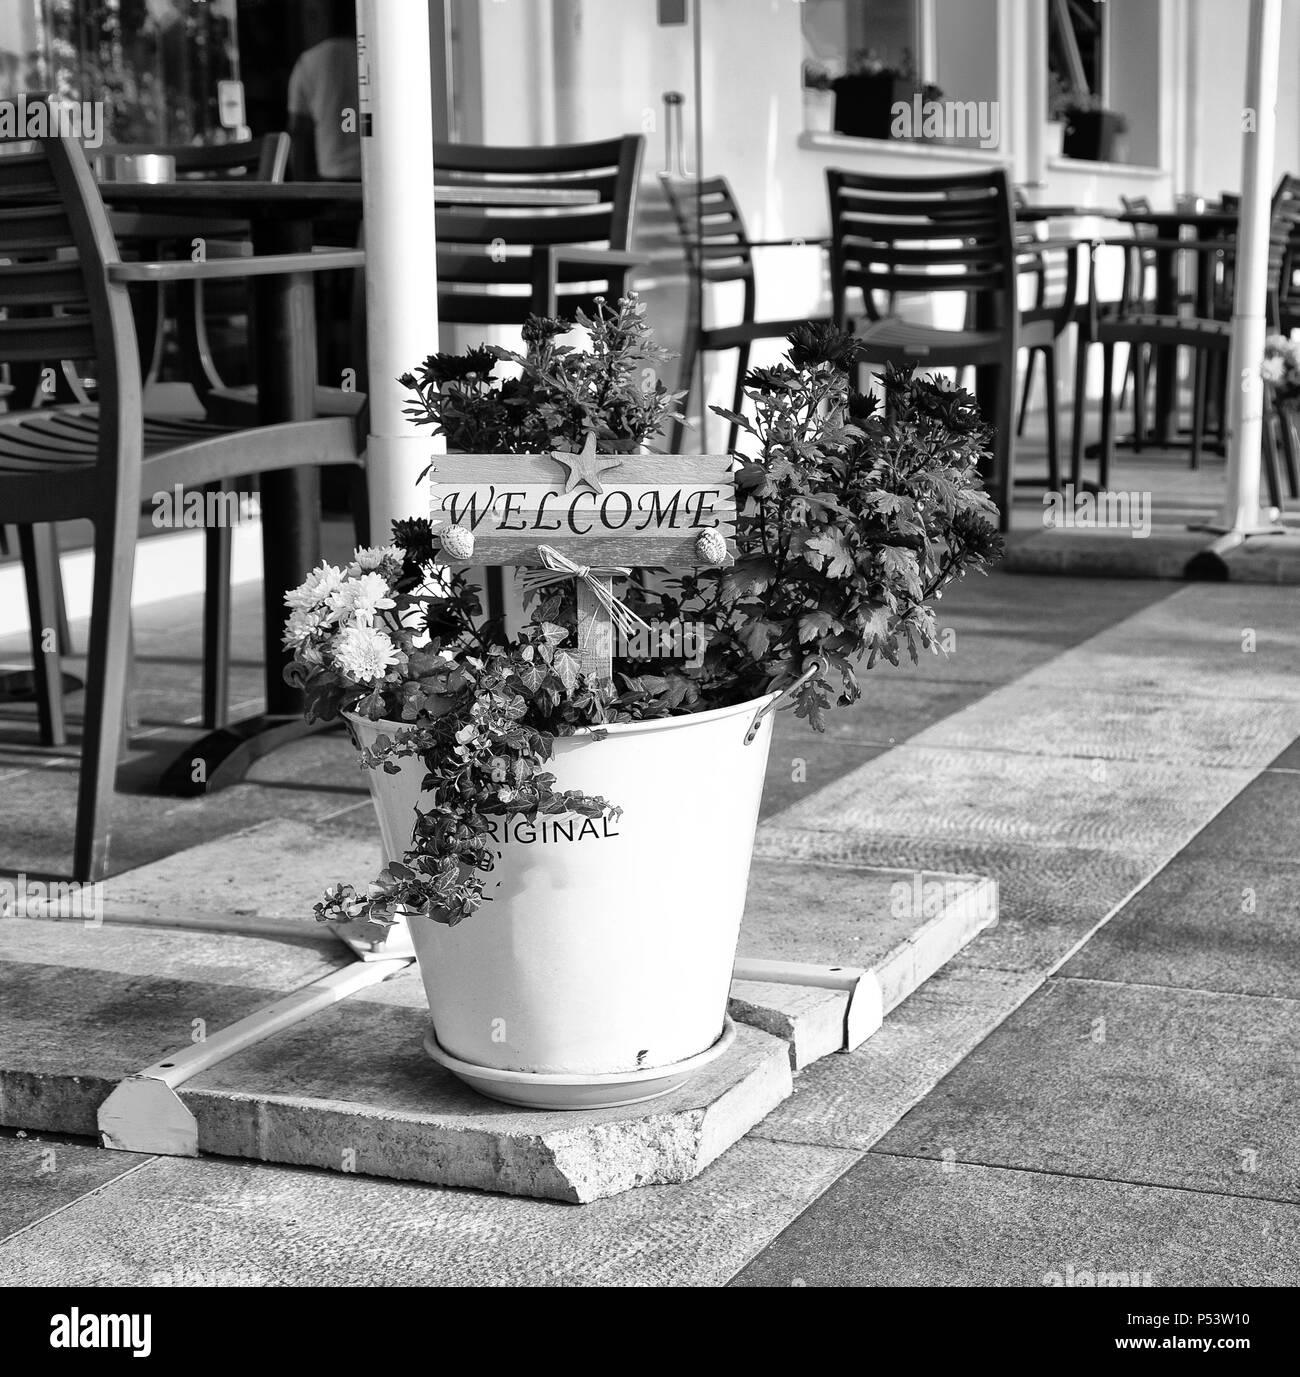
[346, 691, 780, 1108]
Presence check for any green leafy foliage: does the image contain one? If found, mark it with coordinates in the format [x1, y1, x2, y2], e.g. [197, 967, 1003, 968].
[298, 311, 1003, 928]
[399, 293, 682, 456]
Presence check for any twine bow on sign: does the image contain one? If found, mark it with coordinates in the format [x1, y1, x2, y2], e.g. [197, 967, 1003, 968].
[519, 545, 650, 639]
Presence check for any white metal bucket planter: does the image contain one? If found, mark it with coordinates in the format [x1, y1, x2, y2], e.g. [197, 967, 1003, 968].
[347, 690, 780, 1109]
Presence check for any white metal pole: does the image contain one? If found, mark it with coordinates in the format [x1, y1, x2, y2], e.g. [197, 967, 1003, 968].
[1207, 0, 1284, 535]
[356, 0, 442, 544]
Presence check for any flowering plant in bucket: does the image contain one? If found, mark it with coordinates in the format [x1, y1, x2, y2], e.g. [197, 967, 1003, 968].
[286, 306, 1003, 931]
[1262, 333, 1300, 405]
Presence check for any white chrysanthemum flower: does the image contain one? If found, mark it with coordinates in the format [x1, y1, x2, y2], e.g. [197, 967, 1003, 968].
[283, 604, 333, 649]
[351, 544, 401, 572]
[333, 625, 402, 684]
[329, 572, 396, 627]
[1261, 355, 1286, 383]
[285, 562, 345, 611]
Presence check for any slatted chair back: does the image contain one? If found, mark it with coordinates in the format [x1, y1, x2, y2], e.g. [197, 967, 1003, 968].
[96, 133, 289, 183]
[659, 174, 758, 319]
[1266, 174, 1300, 327]
[826, 167, 1017, 330]
[431, 135, 643, 325]
[0, 138, 140, 504]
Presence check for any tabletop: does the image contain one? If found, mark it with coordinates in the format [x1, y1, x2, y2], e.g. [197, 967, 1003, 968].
[1116, 208, 1238, 230]
[98, 179, 599, 217]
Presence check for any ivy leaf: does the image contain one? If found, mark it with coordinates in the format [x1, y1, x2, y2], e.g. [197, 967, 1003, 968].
[552, 649, 581, 694]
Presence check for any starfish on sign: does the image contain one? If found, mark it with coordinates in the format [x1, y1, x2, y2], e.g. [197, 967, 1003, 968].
[550, 431, 625, 495]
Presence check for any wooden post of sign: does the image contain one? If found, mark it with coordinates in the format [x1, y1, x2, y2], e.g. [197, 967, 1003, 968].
[428, 436, 737, 685]
[576, 579, 615, 686]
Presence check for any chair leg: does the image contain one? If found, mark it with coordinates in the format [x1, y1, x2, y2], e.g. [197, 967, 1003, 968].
[670, 332, 700, 454]
[1070, 334, 1090, 489]
[202, 502, 233, 732]
[991, 361, 1015, 532]
[1016, 348, 1037, 438]
[346, 464, 371, 547]
[1132, 345, 1146, 453]
[1262, 410, 1284, 512]
[1043, 347, 1061, 493]
[73, 507, 137, 882]
[1099, 344, 1115, 491]
[727, 343, 752, 454]
[1190, 351, 1207, 470]
[18, 524, 67, 748]
[1282, 406, 1300, 499]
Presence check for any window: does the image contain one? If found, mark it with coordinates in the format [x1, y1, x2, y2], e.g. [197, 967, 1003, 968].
[801, 0, 999, 150]
[1048, 0, 1159, 167]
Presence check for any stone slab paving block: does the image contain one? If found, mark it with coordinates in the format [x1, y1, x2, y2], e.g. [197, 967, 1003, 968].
[1181, 769, 1300, 865]
[732, 862, 997, 1063]
[730, 1153, 1300, 1287]
[0, 1137, 854, 1287]
[919, 687, 1300, 770]
[1062, 854, 1300, 1000]
[1002, 526, 1214, 581]
[728, 981, 848, 1070]
[751, 964, 1038, 1151]
[876, 977, 1300, 1203]
[101, 815, 380, 932]
[0, 1134, 151, 1241]
[760, 747, 1256, 863]
[0, 917, 348, 1135]
[1021, 583, 1300, 703]
[177, 1002, 793, 1203]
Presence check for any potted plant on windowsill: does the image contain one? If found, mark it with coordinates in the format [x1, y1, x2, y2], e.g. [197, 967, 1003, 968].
[1054, 91, 1129, 163]
[831, 48, 941, 141]
[286, 303, 1003, 1109]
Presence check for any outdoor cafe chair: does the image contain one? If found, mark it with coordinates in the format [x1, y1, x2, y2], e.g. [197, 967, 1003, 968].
[430, 135, 645, 619]
[1014, 224, 1078, 491]
[826, 166, 1018, 529]
[0, 133, 364, 881]
[1079, 177, 1300, 489]
[658, 173, 830, 454]
[432, 135, 645, 324]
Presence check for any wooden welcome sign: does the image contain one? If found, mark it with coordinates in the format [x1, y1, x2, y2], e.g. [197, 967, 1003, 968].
[429, 434, 736, 684]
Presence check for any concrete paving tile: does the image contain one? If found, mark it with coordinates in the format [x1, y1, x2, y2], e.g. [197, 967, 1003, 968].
[0, 1133, 151, 1241]
[788, 678, 1001, 748]
[242, 729, 373, 794]
[921, 688, 1300, 769]
[755, 836, 1149, 975]
[1270, 739, 1300, 770]
[1181, 770, 1300, 864]
[179, 1007, 792, 1203]
[0, 967, 300, 1135]
[760, 746, 1254, 860]
[0, 915, 345, 985]
[1023, 584, 1300, 702]
[1062, 856, 1300, 1000]
[0, 919, 349, 1135]
[751, 964, 1037, 1150]
[104, 814, 381, 927]
[0, 761, 366, 879]
[759, 740, 888, 820]
[738, 860, 991, 970]
[732, 1154, 1300, 1287]
[876, 979, 1300, 1203]
[0, 1137, 854, 1286]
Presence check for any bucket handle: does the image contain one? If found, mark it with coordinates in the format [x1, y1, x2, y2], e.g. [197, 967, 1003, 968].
[744, 656, 829, 745]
